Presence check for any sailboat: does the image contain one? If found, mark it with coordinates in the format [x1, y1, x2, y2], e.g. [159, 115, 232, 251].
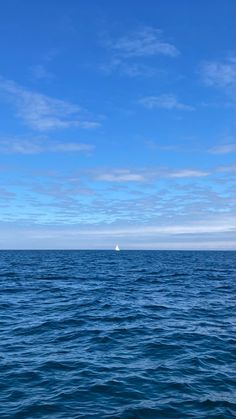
[115, 244, 120, 251]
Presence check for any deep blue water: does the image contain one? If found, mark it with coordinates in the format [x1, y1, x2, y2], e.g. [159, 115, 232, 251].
[0, 250, 235, 418]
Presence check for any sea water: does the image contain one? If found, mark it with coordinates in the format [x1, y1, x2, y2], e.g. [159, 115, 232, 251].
[0, 250, 235, 418]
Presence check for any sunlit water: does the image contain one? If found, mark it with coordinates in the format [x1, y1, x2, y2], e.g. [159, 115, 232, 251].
[0, 250, 235, 418]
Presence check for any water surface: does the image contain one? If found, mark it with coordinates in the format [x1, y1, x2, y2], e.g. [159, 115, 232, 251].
[0, 250, 235, 418]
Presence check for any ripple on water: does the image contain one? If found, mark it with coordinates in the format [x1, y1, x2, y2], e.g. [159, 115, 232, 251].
[0, 250, 235, 418]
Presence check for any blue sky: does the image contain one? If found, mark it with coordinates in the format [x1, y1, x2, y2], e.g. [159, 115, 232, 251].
[0, 0, 235, 249]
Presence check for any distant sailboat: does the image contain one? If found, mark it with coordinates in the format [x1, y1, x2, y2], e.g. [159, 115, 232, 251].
[115, 244, 120, 251]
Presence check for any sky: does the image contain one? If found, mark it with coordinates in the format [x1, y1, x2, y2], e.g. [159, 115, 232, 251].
[0, 0, 235, 250]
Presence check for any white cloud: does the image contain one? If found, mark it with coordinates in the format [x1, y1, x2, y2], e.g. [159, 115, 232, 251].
[139, 94, 194, 110]
[79, 121, 101, 129]
[30, 64, 54, 80]
[208, 143, 236, 154]
[101, 27, 179, 77]
[1, 216, 235, 250]
[214, 165, 236, 173]
[71, 221, 235, 236]
[50, 142, 94, 153]
[168, 169, 209, 178]
[0, 137, 94, 154]
[0, 187, 15, 200]
[91, 167, 209, 183]
[144, 140, 177, 151]
[95, 169, 145, 182]
[108, 27, 179, 58]
[0, 76, 100, 131]
[101, 58, 157, 77]
[200, 58, 236, 90]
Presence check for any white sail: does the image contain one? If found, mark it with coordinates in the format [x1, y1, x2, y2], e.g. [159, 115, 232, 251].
[115, 244, 120, 251]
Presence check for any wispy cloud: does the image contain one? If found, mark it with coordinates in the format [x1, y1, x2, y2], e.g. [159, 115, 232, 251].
[139, 94, 194, 110]
[0, 187, 15, 201]
[215, 165, 236, 173]
[101, 26, 179, 77]
[200, 58, 236, 91]
[1, 216, 234, 250]
[94, 169, 146, 182]
[73, 221, 235, 236]
[30, 64, 54, 80]
[168, 169, 209, 178]
[144, 140, 177, 151]
[101, 58, 157, 77]
[107, 27, 179, 58]
[91, 167, 209, 183]
[0, 76, 100, 131]
[0, 137, 94, 154]
[208, 143, 236, 154]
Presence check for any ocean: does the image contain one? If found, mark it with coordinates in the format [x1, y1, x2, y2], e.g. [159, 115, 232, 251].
[0, 250, 235, 418]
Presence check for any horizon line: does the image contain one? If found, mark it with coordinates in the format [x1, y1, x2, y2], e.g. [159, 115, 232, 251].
[0, 248, 235, 252]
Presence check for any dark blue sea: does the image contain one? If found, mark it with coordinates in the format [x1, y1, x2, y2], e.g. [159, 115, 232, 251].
[0, 250, 235, 418]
